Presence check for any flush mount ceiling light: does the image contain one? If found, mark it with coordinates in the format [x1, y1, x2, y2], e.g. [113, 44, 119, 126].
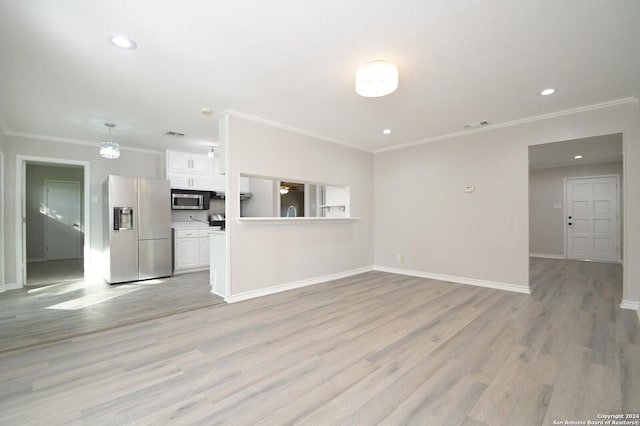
[108, 34, 137, 49]
[574, 154, 583, 159]
[355, 60, 398, 97]
[382, 128, 393, 135]
[539, 88, 557, 96]
[100, 122, 120, 159]
[279, 184, 290, 195]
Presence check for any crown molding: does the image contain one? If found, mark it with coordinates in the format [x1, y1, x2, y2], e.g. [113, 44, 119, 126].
[4, 131, 163, 155]
[529, 157, 623, 170]
[374, 97, 639, 154]
[221, 109, 371, 153]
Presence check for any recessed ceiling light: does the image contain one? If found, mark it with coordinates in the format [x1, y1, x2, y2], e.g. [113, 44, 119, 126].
[382, 128, 392, 135]
[574, 155, 583, 159]
[108, 35, 137, 49]
[539, 88, 557, 96]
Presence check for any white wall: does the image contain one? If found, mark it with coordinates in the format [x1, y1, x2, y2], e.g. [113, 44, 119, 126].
[374, 101, 640, 304]
[529, 161, 623, 258]
[227, 115, 374, 295]
[1, 134, 164, 285]
[374, 128, 529, 290]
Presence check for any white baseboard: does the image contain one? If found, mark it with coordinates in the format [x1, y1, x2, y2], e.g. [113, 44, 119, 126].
[224, 266, 374, 303]
[373, 265, 531, 295]
[620, 300, 640, 324]
[0, 282, 20, 293]
[620, 299, 640, 312]
[530, 253, 565, 260]
[173, 267, 209, 275]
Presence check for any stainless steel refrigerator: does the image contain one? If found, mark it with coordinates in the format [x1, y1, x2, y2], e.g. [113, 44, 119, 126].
[104, 175, 172, 284]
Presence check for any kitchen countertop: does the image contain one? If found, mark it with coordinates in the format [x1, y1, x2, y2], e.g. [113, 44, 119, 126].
[172, 221, 215, 229]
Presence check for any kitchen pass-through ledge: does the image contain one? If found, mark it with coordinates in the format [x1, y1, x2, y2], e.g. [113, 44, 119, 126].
[236, 217, 360, 225]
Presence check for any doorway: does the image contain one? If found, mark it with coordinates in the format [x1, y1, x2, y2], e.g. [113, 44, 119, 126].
[529, 133, 623, 262]
[16, 157, 90, 288]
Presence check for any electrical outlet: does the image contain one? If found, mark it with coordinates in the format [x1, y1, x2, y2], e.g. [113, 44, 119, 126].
[396, 254, 404, 262]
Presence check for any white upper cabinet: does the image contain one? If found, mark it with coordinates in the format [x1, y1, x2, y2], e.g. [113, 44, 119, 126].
[191, 155, 213, 176]
[166, 150, 214, 190]
[167, 151, 192, 174]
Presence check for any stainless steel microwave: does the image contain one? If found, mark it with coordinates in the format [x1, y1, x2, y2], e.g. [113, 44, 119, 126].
[171, 190, 210, 210]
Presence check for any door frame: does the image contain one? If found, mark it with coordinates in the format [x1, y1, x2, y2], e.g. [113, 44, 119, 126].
[0, 148, 5, 290]
[15, 155, 90, 288]
[44, 179, 82, 261]
[563, 174, 621, 263]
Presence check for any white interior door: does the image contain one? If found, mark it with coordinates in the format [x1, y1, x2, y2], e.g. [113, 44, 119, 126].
[566, 176, 619, 262]
[45, 180, 82, 260]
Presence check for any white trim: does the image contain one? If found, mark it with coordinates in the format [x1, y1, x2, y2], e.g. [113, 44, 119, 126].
[236, 217, 360, 225]
[173, 267, 209, 275]
[620, 299, 640, 311]
[529, 253, 565, 259]
[223, 266, 374, 303]
[15, 155, 91, 288]
[5, 131, 163, 155]
[374, 97, 638, 154]
[0, 148, 4, 290]
[221, 114, 232, 298]
[0, 282, 20, 293]
[373, 265, 531, 295]
[529, 157, 623, 170]
[222, 109, 369, 153]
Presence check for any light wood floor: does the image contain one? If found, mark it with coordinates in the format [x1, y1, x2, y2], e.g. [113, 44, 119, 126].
[0, 271, 224, 353]
[0, 258, 638, 425]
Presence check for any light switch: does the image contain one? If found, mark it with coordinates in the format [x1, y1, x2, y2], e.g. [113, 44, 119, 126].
[464, 185, 475, 193]
[92, 196, 99, 204]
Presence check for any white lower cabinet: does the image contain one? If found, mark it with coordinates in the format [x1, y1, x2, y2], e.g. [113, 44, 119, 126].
[199, 235, 210, 265]
[210, 232, 227, 297]
[174, 228, 211, 272]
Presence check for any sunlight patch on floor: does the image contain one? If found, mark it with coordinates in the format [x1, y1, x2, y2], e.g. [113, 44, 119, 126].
[45, 285, 142, 310]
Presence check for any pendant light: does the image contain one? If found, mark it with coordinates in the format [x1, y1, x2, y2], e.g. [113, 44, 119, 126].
[100, 122, 120, 159]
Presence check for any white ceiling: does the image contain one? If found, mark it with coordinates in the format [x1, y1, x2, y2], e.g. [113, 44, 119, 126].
[1, 1, 639, 154]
